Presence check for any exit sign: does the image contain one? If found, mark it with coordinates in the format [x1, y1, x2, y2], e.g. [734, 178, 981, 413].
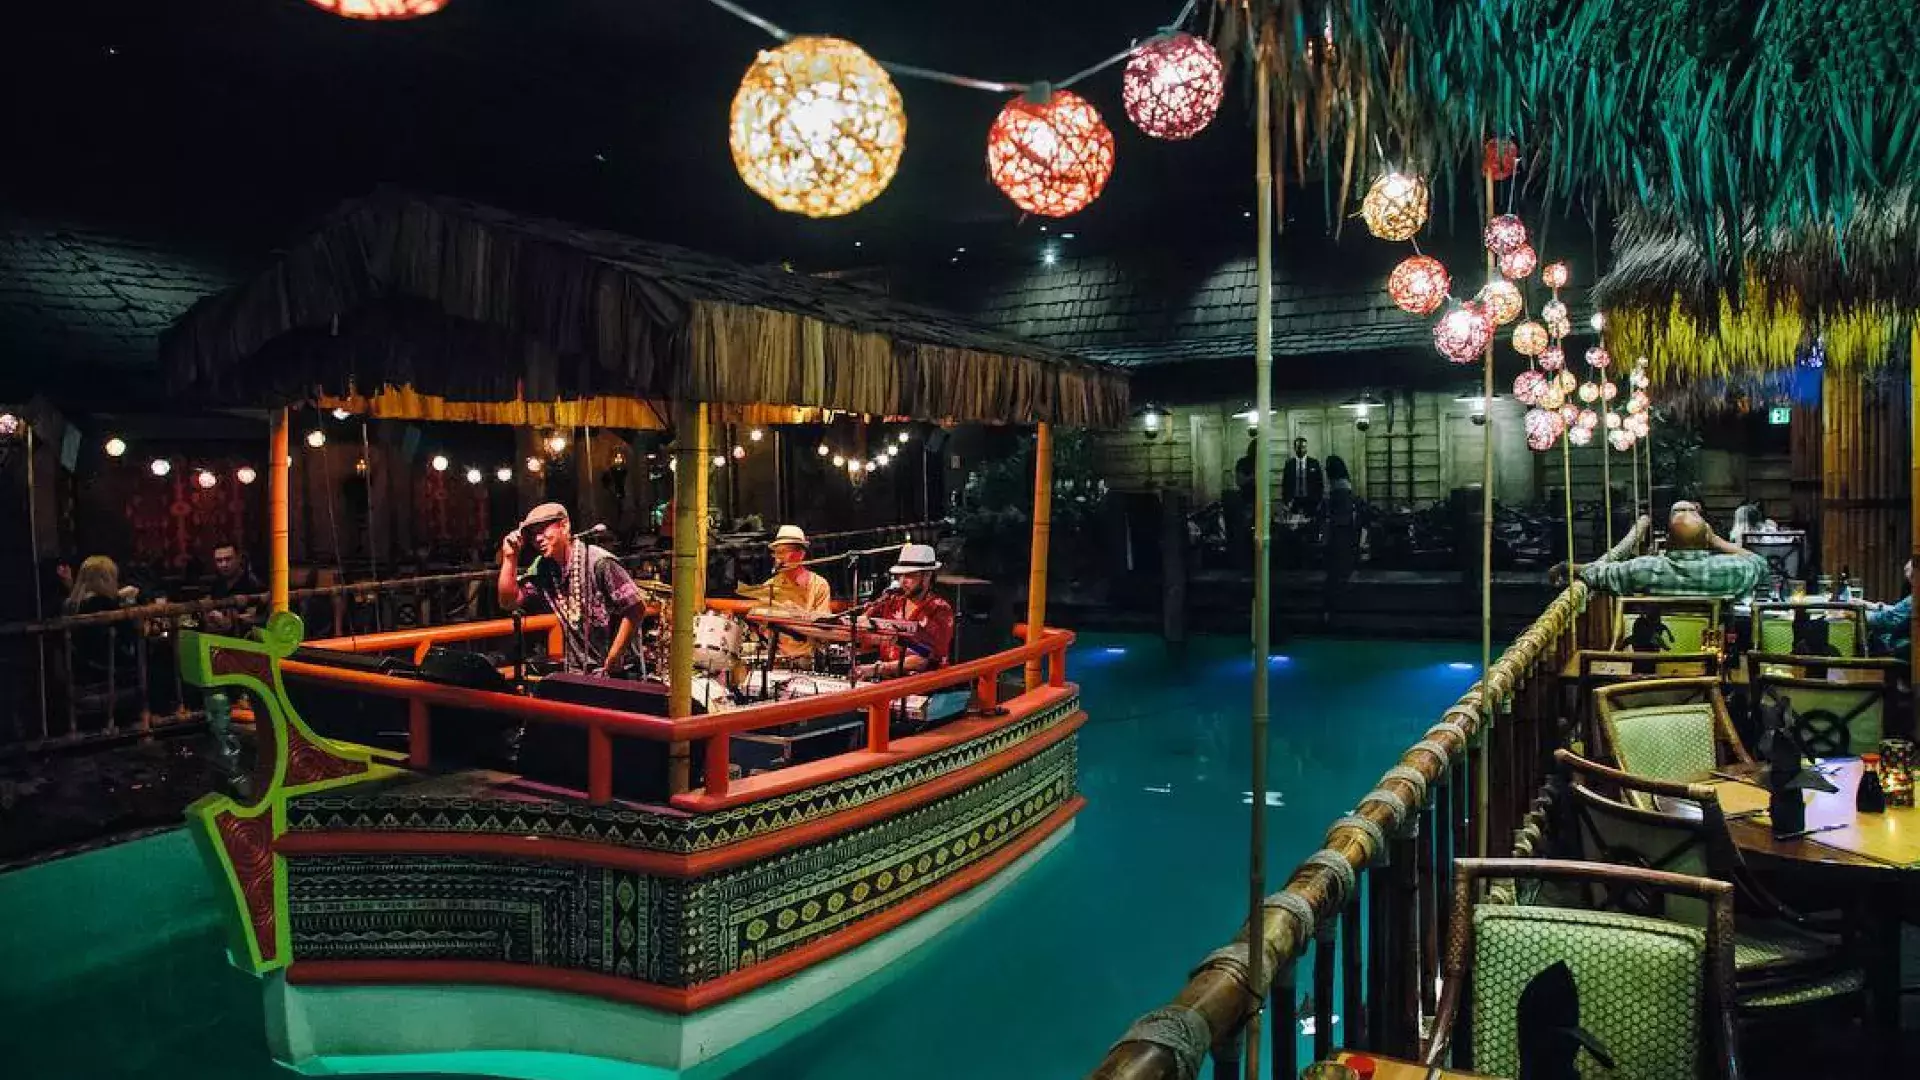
[1768, 405, 1792, 426]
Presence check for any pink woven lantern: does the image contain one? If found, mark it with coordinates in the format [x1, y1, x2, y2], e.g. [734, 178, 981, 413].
[1539, 383, 1566, 411]
[1555, 370, 1578, 393]
[1478, 279, 1523, 326]
[1483, 137, 1519, 181]
[1512, 370, 1549, 406]
[1542, 261, 1571, 289]
[1558, 402, 1579, 423]
[1601, 381, 1619, 402]
[1540, 299, 1568, 326]
[1577, 381, 1600, 404]
[1433, 302, 1494, 363]
[1539, 344, 1565, 372]
[1388, 255, 1451, 315]
[1498, 243, 1538, 280]
[1627, 413, 1651, 437]
[1568, 423, 1594, 446]
[305, 0, 449, 17]
[1577, 408, 1599, 430]
[1609, 428, 1636, 452]
[1483, 214, 1528, 255]
[1630, 369, 1651, 389]
[1585, 346, 1612, 369]
[1511, 320, 1550, 357]
[1525, 407, 1564, 451]
[1605, 412, 1623, 430]
[1628, 390, 1650, 413]
[986, 90, 1116, 217]
[1121, 33, 1224, 141]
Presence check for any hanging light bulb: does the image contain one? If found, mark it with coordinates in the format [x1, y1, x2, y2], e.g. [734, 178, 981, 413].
[1361, 172, 1430, 241]
[864, 459, 878, 472]
[732, 445, 747, 460]
[1568, 424, 1594, 446]
[493, 466, 511, 482]
[731, 36, 907, 218]
[431, 454, 449, 472]
[465, 467, 484, 485]
[331, 407, 352, 421]
[1120, 31, 1225, 141]
[236, 466, 258, 485]
[749, 428, 765, 442]
[817, 443, 831, 457]
[546, 433, 569, 456]
[1542, 262, 1571, 289]
[525, 456, 543, 474]
[897, 430, 912, 444]
[104, 436, 128, 458]
[832, 454, 846, 468]
[306, 430, 327, 449]
[1577, 408, 1600, 430]
[847, 457, 863, 473]
[1578, 382, 1600, 403]
[150, 458, 173, 477]
[712, 454, 727, 468]
[195, 468, 218, 490]
[987, 89, 1117, 217]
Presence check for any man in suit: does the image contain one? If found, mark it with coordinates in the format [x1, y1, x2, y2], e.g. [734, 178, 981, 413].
[1281, 437, 1324, 517]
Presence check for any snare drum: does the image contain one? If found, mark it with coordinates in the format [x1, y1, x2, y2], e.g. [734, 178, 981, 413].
[691, 612, 744, 672]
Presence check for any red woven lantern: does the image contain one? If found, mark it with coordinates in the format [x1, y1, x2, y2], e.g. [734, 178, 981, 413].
[1388, 255, 1451, 316]
[986, 89, 1116, 218]
[1601, 381, 1620, 402]
[1433, 302, 1493, 364]
[1121, 33, 1224, 141]
[1525, 407, 1564, 451]
[1513, 370, 1549, 406]
[1542, 261, 1571, 289]
[1497, 242, 1538, 280]
[1558, 403, 1580, 426]
[1483, 137, 1519, 180]
[1483, 214, 1528, 255]
[305, 0, 449, 17]
[1511, 320, 1550, 357]
[1585, 345, 1612, 369]
[1539, 344, 1565, 372]
[1479, 279, 1523, 325]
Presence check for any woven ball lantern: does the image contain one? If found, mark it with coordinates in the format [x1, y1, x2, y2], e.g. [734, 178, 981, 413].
[987, 89, 1117, 218]
[1577, 408, 1599, 430]
[1497, 243, 1538, 281]
[1555, 369, 1578, 393]
[1541, 298, 1568, 325]
[1585, 345, 1612, 369]
[1121, 33, 1224, 141]
[1547, 312, 1572, 339]
[1483, 214, 1528, 255]
[1600, 381, 1619, 402]
[1387, 255, 1451, 316]
[1513, 370, 1548, 406]
[1511, 320, 1550, 357]
[1542, 261, 1571, 289]
[1361, 172, 1429, 241]
[1478, 279, 1523, 326]
[1539, 382, 1566, 411]
[305, 0, 449, 18]
[1539, 344, 1565, 372]
[1609, 428, 1636, 452]
[1568, 423, 1594, 446]
[1605, 411, 1623, 431]
[730, 36, 907, 219]
[1628, 389, 1650, 413]
[1627, 412, 1651, 438]
[1483, 137, 1519, 181]
[1630, 370, 1651, 391]
[1558, 403, 1580, 426]
[1432, 302, 1493, 364]
[1577, 381, 1600, 404]
[1525, 407, 1564, 451]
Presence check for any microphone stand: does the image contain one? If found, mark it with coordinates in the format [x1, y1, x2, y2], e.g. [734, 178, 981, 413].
[511, 606, 527, 692]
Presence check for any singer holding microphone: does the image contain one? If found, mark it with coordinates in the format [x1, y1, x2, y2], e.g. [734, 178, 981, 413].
[497, 503, 645, 676]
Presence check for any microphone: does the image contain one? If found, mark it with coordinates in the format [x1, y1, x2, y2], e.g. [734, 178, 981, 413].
[573, 523, 611, 542]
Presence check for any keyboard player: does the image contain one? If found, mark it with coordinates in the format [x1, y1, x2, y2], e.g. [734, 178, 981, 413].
[853, 544, 954, 681]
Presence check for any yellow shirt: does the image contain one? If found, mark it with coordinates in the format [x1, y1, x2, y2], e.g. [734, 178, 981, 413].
[765, 568, 832, 659]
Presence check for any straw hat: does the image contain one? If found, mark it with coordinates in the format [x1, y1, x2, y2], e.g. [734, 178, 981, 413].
[888, 543, 942, 575]
[768, 524, 810, 549]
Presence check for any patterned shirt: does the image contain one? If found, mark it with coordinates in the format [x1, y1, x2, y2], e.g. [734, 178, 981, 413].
[518, 543, 644, 672]
[764, 568, 833, 659]
[1867, 595, 1911, 656]
[1579, 549, 1770, 599]
[869, 591, 955, 668]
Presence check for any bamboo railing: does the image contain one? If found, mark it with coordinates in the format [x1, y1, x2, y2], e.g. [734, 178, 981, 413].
[1087, 519, 1648, 1080]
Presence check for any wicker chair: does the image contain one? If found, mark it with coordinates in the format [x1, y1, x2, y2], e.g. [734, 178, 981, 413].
[1611, 595, 1725, 654]
[1591, 677, 1753, 801]
[1569, 648, 1721, 761]
[1554, 749, 1864, 1015]
[1749, 601, 1868, 659]
[1425, 857, 1741, 1080]
[1744, 655, 1906, 757]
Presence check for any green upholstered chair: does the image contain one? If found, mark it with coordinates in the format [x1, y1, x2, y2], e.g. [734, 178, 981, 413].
[1554, 750, 1864, 1015]
[1611, 595, 1724, 654]
[1747, 666, 1899, 757]
[1750, 601, 1867, 659]
[1426, 857, 1739, 1080]
[1568, 649, 1720, 763]
[1592, 678, 1752, 803]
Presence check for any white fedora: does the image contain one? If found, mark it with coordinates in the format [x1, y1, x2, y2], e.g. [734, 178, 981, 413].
[768, 524, 810, 549]
[888, 543, 942, 575]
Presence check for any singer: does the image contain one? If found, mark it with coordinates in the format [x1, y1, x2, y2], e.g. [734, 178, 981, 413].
[853, 544, 954, 681]
[497, 502, 645, 676]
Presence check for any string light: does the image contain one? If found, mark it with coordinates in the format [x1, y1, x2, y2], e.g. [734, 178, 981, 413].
[749, 428, 765, 441]
[1511, 321, 1549, 357]
[495, 466, 513, 482]
[730, 36, 907, 218]
[304, 0, 450, 18]
[104, 436, 128, 458]
[1497, 243, 1538, 280]
[1539, 344, 1566, 372]
[1432, 302, 1493, 364]
[1512, 370, 1548, 406]
[1482, 214, 1528, 255]
[236, 466, 258, 485]
[1524, 408, 1563, 451]
[1361, 172, 1429, 241]
[150, 458, 172, 477]
[1478, 279, 1523, 326]
[354, 457, 369, 476]
[546, 433, 569, 455]
[0, 414, 17, 438]
[712, 454, 728, 468]
[525, 456, 544, 474]
[1542, 262, 1571, 289]
[1482, 137, 1519, 180]
[195, 468, 218, 490]
[896, 430, 911, 444]
[1120, 32, 1224, 141]
[331, 407, 352, 420]
[832, 454, 846, 467]
[1585, 346, 1611, 369]
[465, 467, 484, 485]
[817, 443, 831, 456]
[431, 454, 450, 472]
[1568, 424, 1594, 446]
[1387, 255, 1450, 316]
[986, 89, 1116, 218]
[732, 445, 747, 459]
[306, 430, 326, 449]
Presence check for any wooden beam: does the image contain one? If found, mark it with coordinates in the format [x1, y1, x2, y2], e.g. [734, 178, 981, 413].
[1024, 422, 1053, 691]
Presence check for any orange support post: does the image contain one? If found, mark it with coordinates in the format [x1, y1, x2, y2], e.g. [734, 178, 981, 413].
[867, 702, 891, 754]
[408, 700, 431, 769]
[587, 727, 613, 805]
[1047, 645, 1065, 688]
[704, 735, 732, 798]
[975, 673, 998, 710]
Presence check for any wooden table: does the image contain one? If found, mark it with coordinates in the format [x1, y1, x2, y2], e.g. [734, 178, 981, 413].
[1328, 1051, 1499, 1079]
[1707, 759, 1917, 1046]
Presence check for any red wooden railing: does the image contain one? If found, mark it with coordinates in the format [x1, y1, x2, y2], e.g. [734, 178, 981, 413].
[284, 617, 1074, 806]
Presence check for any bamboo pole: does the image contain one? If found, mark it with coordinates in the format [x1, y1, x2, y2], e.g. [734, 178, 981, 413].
[1562, 437, 1577, 654]
[668, 400, 709, 793]
[270, 407, 291, 612]
[1243, 45, 1275, 1078]
[1601, 423, 1614, 546]
[695, 410, 712, 597]
[1911, 327, 1918, 737]
[1476, 162, 1495, 859]
[1025, 422, 1053, 691]
[26, 423, 47, 736]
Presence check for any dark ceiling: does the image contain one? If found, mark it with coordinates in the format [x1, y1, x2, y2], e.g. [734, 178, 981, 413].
[1, 0, 1256, 267]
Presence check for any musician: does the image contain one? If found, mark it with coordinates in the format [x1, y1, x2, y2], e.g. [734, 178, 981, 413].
[853, 544, 954, 681]
[758, 525, 833, 662]
[497, 502, 644, 676]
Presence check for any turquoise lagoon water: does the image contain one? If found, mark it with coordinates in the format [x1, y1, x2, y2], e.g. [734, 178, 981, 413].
[0, 633, 1477, 1079]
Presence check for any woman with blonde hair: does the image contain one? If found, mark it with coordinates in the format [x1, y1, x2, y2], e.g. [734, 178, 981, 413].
[65, 555, 137, 690]
[65, 555, 124, 614]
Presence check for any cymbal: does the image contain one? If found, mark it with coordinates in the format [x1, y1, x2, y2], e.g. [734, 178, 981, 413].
[937, 573, 993, 587]
[635, 579, 674, 596]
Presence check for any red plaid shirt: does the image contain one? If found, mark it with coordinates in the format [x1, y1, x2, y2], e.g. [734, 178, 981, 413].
[869, 592, 954, 668]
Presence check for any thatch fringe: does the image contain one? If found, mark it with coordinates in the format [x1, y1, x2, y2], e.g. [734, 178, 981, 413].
[162, 190, 1128, 429]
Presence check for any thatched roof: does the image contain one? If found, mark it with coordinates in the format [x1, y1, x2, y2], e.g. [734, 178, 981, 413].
[1592, 201, 1915, 385]
[161, 190, 1128, 429]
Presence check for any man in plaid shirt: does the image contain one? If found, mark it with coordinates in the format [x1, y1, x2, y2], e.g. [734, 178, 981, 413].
[1556, 507, 1769, 599]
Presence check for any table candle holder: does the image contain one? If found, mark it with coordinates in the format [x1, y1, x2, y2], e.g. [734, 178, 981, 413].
[1879, 738, 1914, 808]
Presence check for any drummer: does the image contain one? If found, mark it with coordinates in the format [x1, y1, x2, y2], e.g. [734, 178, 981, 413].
[497, 502, 645, 676]
[853, 544, 955, 681]
[756, 525, 834, 663]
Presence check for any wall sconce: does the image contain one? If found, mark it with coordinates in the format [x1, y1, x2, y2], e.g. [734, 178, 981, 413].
[1341, 390, 1385, 431]
[1138, 404, 1171, 441]
[1454, 388, 1497, 427]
